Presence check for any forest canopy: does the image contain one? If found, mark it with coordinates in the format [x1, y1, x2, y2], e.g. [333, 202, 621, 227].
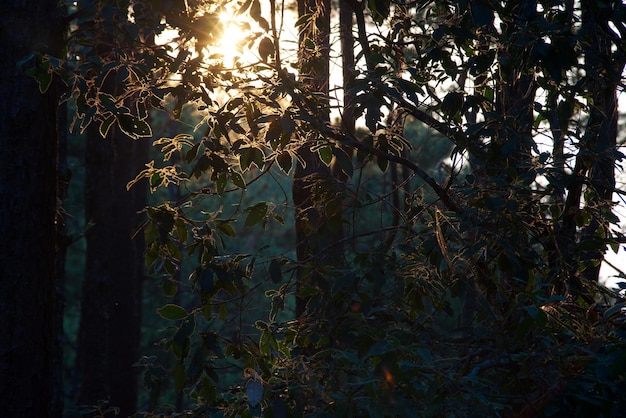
[18, 0, 626, 416]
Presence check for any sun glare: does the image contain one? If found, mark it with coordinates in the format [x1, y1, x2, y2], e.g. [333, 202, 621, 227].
[216, 10, 249, 66]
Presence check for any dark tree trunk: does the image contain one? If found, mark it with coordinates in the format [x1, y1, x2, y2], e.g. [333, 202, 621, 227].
[77, 122, 148, 415]
[293, 0, 335, 318]
[340, 0, 356, 137]
[579, 0, 624, 286]
[0, 1, 64, 417]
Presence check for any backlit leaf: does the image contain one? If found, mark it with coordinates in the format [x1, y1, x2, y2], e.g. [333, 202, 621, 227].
[318, 146, 332, 166]
[157, 304, 188, 320]
[245, 202, 268, 227]
[277, 151, 293, 174]
[117, 114, 152, 139]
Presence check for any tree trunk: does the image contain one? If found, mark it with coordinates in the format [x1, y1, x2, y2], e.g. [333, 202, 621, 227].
[77, 114, 148, 415]
[579, 0, 624, 286]
[77, 122, 148, 415]
[0, 1, 64, 416]
[293, 0, 335, 318]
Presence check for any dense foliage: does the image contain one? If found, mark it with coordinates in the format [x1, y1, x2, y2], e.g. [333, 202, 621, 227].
[31, 0, 626, 416]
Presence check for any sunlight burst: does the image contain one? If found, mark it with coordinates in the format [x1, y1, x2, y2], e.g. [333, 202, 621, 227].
[214, 9, 255, 68]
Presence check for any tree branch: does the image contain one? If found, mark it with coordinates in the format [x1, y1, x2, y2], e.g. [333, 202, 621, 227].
[325, 128, 464, 214]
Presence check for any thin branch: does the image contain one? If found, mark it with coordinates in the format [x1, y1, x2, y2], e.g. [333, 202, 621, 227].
[325, 128, 464, 214]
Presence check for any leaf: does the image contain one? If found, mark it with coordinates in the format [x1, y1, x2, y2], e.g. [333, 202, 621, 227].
[216, 172, 227, 194]
[117, 113, 152, 139]
[334, 147, 353, 177]
[395, 78, 422, 104]
[258, 37, 274, 62]
[36, 67, 53, 94]
[240, 148, 254, 171]
[245, 202, 268, 227]
[368, 0, 390, 23]
[365, 95, 382, 133]
[246, 379, 263, 407]
[99, 115, 116, 138]
[185, 142, 201, 164]
[603, 302, 625, 319]
[377, 154, 389, 172]
[251, 147, 265, 169]
[295, 13, 312, 28]
[269, 259, 282, 284]
[191, 154, 210, 178]
[249, 0, 261, 20]
[25, 55, 52, 94]
[239, 147, 265, 172]
[441, 91, 463, 119]
[217, 221, 237, 238]
[157, 304, 188, 320]
[162, 279, 178, 297]
[277, 151, 293, 174]
[231, 171, 246, 189]
[236, 0, 253, 15]
[265, 118, 283, 149]
[318, 146, 333, 166]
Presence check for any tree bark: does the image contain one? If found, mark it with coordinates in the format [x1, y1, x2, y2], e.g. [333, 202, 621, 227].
[77, 122, 147, 415]
[579, 0, 624, 286]
[75, 4, 149, 414]
[293, 0, 335, 318]
[0, 1, 64, 416]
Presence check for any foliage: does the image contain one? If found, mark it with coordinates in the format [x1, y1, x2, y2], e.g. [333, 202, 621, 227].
[31, 0, 626, 416]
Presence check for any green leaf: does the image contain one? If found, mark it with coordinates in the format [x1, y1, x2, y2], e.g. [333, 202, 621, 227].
[162, 279, 178, 297]
[231, 171, 246, 189]
[245, 202, 268, 227]
[99, 116, 116, 138]
[295, 13, 312, 28]
[157, 304, 188, 320]
[117, 113, 152, 139]
[240, 148, 253, 171]
[216, 172, 227, 194]
[277, 151, 293, 174]
[175, 218, 187, 243]
[239, 147, 265, 171]
[25, 55, 52, 93]
[216, 221, 237, 238]
[318, 146, 333, 166]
